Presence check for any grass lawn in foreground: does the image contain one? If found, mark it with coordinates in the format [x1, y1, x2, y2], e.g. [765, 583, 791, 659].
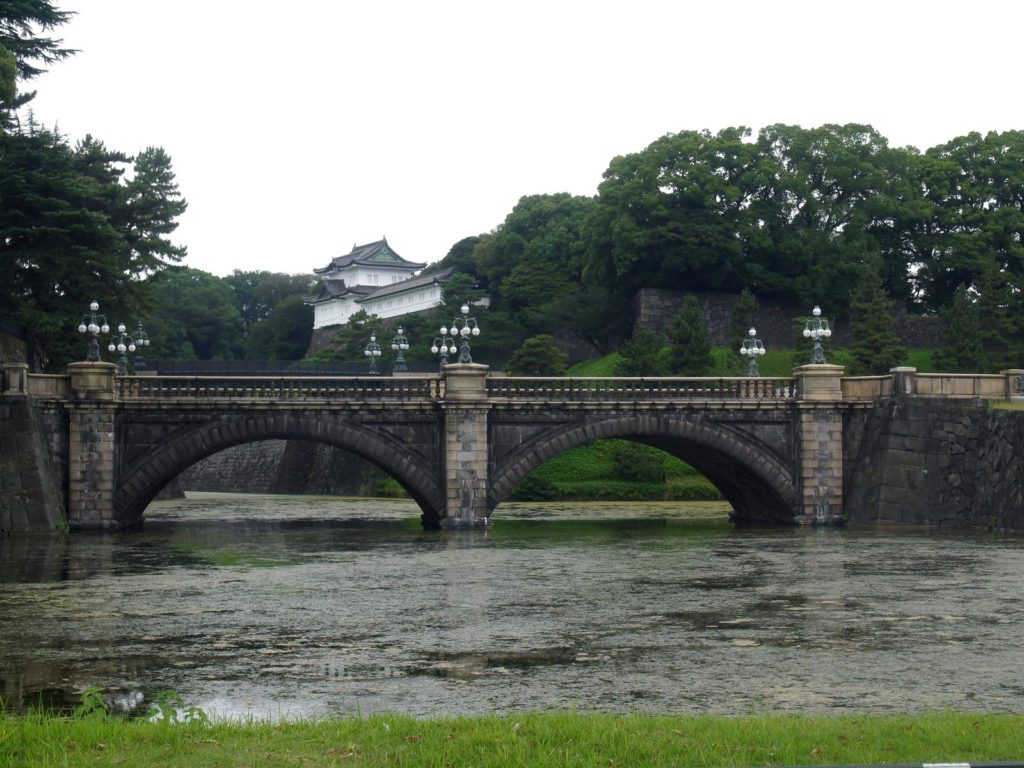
[2, 711, 1023, 767]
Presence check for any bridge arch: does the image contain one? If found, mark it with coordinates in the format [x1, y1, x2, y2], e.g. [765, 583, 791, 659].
[488, 413, 797, 522]
[114, 412, 444, 527]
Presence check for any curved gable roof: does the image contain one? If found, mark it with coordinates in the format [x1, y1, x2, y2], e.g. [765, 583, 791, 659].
[313, 239, 427, 275]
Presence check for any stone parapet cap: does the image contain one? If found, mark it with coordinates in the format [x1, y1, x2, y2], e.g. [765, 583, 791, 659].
[442, 363, 490, 401]
[68, 361, 117, 401]
[793, 363, 844, 402]
[2, 362, 29, 395]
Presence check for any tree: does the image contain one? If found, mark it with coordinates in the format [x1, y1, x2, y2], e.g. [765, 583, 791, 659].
[243, 294, 313, 360]
[848, 262, 906, 375]
[428, 235, 480, 277]
[121, 146, 188, 273]
[0, 124, 189, 369]
[506, 335, 568, 376]
[0, 44, 16, 114]
[932, 285, 985, 373]
[666, 295, 712, 376]
[223, 270, 314, 332]
[0, 126, 128, 368]
[584, 127, 758, 300]
[311, 309, 384, 362]
[613, 327, 667, 376]
[751, 123, 903, 314]
[145, 268, 244, 360]
[0, 0, 73, 124]
[973, 265, 1020, 372]
[729, 287, 759, 352]
[913, 131, 1024, 314]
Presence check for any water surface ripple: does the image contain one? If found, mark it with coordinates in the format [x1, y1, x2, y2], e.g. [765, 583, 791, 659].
[2, 494, 1023, 719]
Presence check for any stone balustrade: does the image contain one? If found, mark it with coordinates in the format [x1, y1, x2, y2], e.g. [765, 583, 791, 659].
[19, 368, 1024, 406]
[487, 376, 797, 401]
[6, 362, 1024, 534]
[115, 374, 443, 401]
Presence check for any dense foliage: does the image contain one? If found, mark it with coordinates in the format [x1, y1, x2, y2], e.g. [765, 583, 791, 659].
[429, 124, 1024, 372]
[3, 1, 1022, 374]
[0, 2, 191, 369]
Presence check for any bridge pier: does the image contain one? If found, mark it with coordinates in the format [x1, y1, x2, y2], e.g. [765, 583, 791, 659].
[440, 363, 491, 528]
[66, 362, 120, 530]
[794, 364, 844, 524]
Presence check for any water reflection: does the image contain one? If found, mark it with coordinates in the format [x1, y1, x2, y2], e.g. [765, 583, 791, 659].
[2, 493, 1023, 720]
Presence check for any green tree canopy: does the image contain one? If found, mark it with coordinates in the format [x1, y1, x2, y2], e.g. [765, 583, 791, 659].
[223, 270, 314, 332]
[932, 285, 985, 373]
[506, 334, 568, 376]
[0, 123, 187, 369]
[729, 287, 759, 353]
[242, 295, 314, 361]
[145, 268, 244, 361]
[311, 309, 384, 363]
[666, 295, 713, 376]
[0, 0, 72, 118]
[613, 327, 667, 377]
[848, 262, 906, 375]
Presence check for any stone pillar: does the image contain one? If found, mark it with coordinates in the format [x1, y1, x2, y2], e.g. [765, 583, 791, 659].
[1001, 369, 1024, 402]
[66, 362, 119, 530]
[441, 363, 490, 528]
[794, 364, 844, 524]
[2, 363, 28, 395]
[891, 366, 918, 398]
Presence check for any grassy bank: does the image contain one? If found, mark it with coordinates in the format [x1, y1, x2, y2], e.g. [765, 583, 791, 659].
[2, 711, 1022, 767]
[513, 439, 721, 502]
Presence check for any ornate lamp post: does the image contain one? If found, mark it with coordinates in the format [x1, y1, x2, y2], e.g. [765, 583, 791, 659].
[739, 327, 766, 377]
[802, 305, 832, 364]
[129, 321, 151, 372]
[430, 334, 458, 371]
[390, 326, 410, 373]
[364, 333, 382, 373]
[77, 300, 110, 362]
[444, 303, 480, 364]
[107, 324, 135, 375]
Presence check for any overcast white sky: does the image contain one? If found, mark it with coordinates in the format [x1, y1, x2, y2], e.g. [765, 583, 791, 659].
[25, 0, 1024, 277]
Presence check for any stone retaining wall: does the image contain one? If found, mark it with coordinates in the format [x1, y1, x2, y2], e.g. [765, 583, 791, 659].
[845, 399, 1024, 530]
[635, 288, 941, 348]
[0, 396, 65, 533]
[179, 440, 387, 497]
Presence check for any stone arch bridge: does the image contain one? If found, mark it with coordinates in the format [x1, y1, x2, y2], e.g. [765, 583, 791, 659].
[3, 361, 1022, 531]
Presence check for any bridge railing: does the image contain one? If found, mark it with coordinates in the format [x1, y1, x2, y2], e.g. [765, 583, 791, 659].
[486, 376, 798, 400]
[25, 374, 71, 400]
[915, 373, 1007, 399]
[116, 375, 443, 401]
[841, 375, 893, 401]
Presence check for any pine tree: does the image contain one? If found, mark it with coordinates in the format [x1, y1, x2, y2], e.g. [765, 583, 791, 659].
[666, 295, 713, 375]
[849, 264, 906, 375]
[729, 287, 759, 352]
[933, 285, 985, 373]
[613, 327, 667, 376]
[974, 267, 1018, 371]
[506, 334, 568, 376]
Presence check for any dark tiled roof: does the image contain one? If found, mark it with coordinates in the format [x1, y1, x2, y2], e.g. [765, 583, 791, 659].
[313, 239, 427, 275]
[356, 266, 456, 303]
[303, 278, 374, 304]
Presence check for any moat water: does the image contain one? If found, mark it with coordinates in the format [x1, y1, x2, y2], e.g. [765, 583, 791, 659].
[2, 494, 1023, 720]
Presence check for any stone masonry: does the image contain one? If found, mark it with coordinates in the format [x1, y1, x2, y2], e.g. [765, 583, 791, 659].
[441, 364, 490, 527]
[6, 361, 1024, 533]
[845, 394, 1024, 530]
[0, 364, 64, 534]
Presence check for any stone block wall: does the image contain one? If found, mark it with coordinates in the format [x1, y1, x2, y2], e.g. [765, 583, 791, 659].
[635, 288, 940, 349]
[177, 439, 387, 496]
[0, 396, 65, 533]
[845, 398, 1024, 530]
